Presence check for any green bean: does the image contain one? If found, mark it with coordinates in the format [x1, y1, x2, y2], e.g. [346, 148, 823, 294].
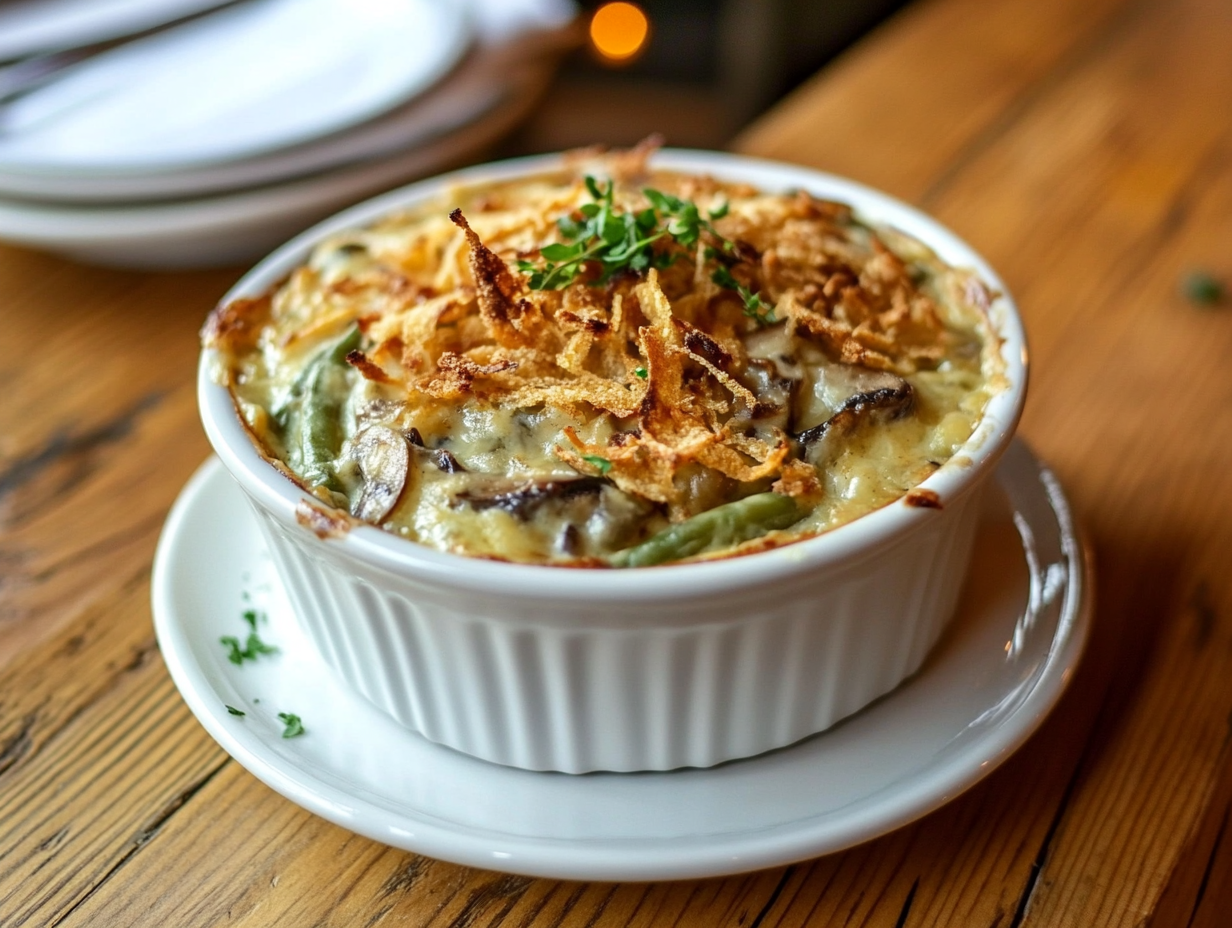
[291, 325, 361, 488]
[271, 325, 361, 426]
[324, 324, 362, 363]
[299, 364, 348, 487]
[609, 492, 803, 568]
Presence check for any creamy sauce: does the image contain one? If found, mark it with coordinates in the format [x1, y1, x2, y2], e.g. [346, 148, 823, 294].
[210, 166, 1001, 565]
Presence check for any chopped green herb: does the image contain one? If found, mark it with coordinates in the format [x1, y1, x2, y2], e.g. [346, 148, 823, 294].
[220, 636, 246, 665]
[633, 366, 648, 379]
[711, 266, 777, 325]
[642, 187, 719, 248]
[225, 705, 246, 717]
[515, 177, 780, 330]
[243, 633, 278, 658]
[218, 633, 278, 664]
[518, 176, 734, 291]
[1183, 271, 1225, 306]
[277, 712, 305, 738]
[581, 454, 613, 475]
[219, 610, 279, 665]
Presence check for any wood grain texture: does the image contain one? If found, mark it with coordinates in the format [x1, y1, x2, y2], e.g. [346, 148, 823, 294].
[3, 0, 1232, 923]
[733, 0, 1130, 202]
[0, 249, 228, 666]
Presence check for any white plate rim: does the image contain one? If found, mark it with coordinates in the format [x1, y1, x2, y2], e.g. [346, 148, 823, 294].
[0, 28, 572, 201]
[0, 0, 232, 61]
[0, 63, 554, 266]
[0, 0, 474, 173]
[152, 440, 1092, 881]
[0, 52, 502, 200]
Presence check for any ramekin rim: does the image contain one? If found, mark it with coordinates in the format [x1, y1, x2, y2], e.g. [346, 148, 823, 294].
[198, 149, 1027, 601]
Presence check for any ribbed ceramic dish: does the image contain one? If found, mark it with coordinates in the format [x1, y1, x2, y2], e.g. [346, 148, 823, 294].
[198, 150, 1028, 773]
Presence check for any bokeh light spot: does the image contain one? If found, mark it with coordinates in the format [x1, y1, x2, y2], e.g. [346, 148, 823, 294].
[589, 2, 650, 63]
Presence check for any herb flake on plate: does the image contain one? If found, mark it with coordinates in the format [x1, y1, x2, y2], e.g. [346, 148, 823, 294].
[277, 712, 305, 738]
[219, 609, 279, 665]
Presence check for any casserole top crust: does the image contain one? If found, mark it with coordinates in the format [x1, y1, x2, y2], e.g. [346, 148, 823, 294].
[205, 149, 1003, 566]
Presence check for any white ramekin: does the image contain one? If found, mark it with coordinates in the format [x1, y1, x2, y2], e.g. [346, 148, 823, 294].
[198, 150, 1028, 774]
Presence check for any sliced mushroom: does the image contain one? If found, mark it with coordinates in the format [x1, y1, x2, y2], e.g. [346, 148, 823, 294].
[795, 364, 914, 445]
[584, 485, 661, 551]
[406, 427, 467, 473]
[427, 447, 466, 474]
[454, 476, 605, 519]
[737, 357, 798, 427]
[349, 425, 411, 523]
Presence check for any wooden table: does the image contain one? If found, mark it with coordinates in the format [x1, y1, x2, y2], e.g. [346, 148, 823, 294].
[3, 0, 1230, 922]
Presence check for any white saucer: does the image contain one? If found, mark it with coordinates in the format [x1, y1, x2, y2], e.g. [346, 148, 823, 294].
[152, 440, 1090, 882]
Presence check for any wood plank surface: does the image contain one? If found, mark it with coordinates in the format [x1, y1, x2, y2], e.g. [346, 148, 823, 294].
[3, 0, 1231, 923]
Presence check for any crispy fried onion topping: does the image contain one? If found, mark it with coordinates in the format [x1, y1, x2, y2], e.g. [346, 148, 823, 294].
[225, 171, 958, 517]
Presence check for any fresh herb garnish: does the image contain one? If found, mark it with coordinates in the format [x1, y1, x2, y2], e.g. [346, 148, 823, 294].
[220, 610, 279, 665]
[641, 187, 729, 248]
[516, 177, 734, 292]
[581, 454, 613, 475]
[516, 177, 776, 325]
[225, 705, 246, 717]
[711, 266, 777, 325]
[220, 636, 245, 665]
[277, 712, 305, 738]
[246, 634, 278, 657]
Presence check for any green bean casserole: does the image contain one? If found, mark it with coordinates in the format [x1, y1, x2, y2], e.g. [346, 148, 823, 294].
[204, 153, 1004, 566]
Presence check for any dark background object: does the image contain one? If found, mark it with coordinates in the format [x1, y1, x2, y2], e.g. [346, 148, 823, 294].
[505, 0, 912, 153]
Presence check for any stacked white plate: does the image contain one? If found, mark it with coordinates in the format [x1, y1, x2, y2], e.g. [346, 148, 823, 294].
[0, 0, 576, 267]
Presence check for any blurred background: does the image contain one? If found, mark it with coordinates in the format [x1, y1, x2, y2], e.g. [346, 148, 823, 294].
[0, 0, 910, 268]
[505, 0, 910, 153]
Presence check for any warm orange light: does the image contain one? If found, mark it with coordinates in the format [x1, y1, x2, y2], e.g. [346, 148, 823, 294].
[589, 2, 650, 63]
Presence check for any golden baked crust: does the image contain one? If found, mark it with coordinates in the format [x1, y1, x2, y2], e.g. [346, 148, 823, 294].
[206, 148, 1000, 565]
